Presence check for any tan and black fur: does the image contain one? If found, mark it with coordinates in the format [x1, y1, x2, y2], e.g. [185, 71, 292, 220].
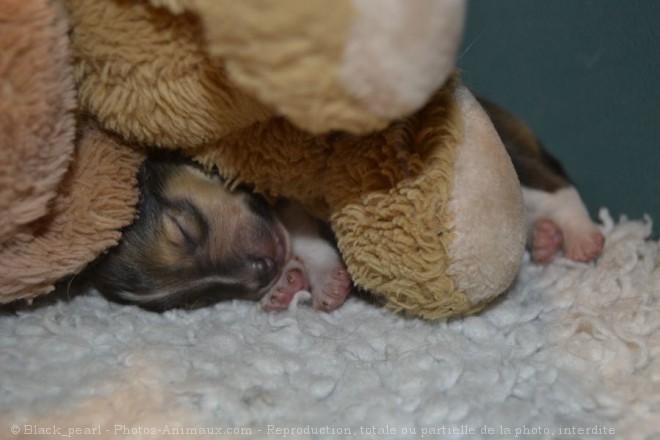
[478, 97, 571, 192]
[90, 154, 351, 312]
[90, 154, 289, 311]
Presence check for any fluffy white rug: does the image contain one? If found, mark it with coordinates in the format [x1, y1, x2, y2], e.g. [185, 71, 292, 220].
[1, 210, 658, 440]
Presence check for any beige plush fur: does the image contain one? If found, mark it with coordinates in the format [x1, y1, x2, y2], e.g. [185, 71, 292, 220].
[0, 127, 143, 302]
[0, 0, 142, 302]
[0, 0, 76, 242]
[447, 87, 525, 305]
[340, 0, 467, 119]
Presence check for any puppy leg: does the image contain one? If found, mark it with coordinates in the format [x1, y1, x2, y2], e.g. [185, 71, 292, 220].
[263, 201, 352, 312]
[306, 252, 351, 312]
[284, 211, 351, 311]
[267, 236, 351, 312]
[524, 187, 605, 263]
[259, 247, 351, 312]
[315, 267, 352, 311]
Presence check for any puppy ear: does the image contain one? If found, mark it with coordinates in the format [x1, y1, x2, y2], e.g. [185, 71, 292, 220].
[162, 203, 205, 253]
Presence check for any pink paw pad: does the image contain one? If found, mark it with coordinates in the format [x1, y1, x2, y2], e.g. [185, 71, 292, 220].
[532, 219, 564, 263]
[312, 266, 352, 312]
[564, 229, 605, 263]
[261, 268, 308, 311]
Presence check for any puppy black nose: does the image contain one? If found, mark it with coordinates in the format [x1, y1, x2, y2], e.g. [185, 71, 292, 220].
[251, 257, 278, 287]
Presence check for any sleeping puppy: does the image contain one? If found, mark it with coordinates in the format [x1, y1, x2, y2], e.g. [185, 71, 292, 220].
[90, 156, 350, 312]
[478, 97, 605, 263]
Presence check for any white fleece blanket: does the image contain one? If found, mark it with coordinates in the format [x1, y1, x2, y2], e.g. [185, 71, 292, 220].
[1, 210, 658, 440]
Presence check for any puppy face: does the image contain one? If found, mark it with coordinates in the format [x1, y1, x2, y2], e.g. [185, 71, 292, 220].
[91, 158, 289, 311]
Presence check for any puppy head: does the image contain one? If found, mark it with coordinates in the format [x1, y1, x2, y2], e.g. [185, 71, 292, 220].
[91, 158, 289, 311]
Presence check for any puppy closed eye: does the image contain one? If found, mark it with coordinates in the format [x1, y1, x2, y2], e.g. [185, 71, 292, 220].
[162, 201, 207, 253]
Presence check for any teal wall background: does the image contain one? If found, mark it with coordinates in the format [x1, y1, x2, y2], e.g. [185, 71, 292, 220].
[457, 0, 659, 236]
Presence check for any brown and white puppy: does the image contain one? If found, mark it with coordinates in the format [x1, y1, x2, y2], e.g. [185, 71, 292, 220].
[478, 97, 605, 263]
[90, 156, 350, 312]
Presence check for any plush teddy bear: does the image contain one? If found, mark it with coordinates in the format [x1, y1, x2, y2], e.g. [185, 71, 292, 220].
[1, 0, 525, 319]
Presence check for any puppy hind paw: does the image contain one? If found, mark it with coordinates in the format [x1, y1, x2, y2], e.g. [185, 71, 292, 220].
[312, 266, 352, 312]
[564, 229, 605, 263]
[531, 219, 564, 264]
[261, 268, 308, 311]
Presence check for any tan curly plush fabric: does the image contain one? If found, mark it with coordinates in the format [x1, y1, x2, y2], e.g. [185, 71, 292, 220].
[65, 0, 274, 149]
[328, 80, 480, 319]
[65, 0, 406, 140]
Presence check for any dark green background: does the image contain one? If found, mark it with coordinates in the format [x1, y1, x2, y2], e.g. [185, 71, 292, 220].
[457, 0, 659, 236]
